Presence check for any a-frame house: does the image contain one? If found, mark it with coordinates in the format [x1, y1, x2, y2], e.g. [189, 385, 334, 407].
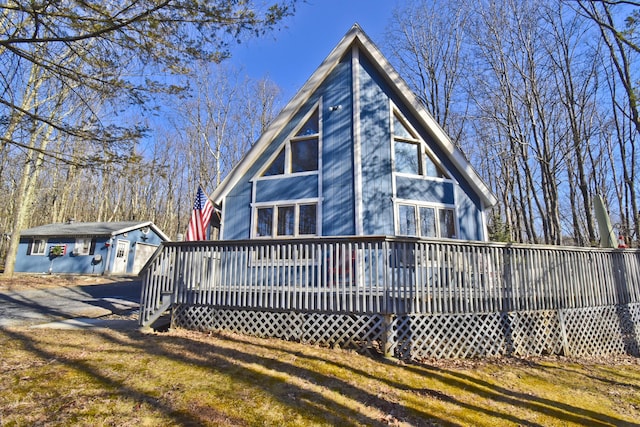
[211, 24, 496, 242]
[139, 27, 640, 362]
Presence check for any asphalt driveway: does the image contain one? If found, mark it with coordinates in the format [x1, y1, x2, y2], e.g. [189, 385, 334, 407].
[0, 279, 141, 329]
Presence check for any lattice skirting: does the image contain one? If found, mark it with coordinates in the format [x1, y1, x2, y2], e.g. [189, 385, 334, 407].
[171, 304, 640, 360]
[172, 304, 385, 352]
[561, 304, 640, 358]
[393, 310, 564, 359]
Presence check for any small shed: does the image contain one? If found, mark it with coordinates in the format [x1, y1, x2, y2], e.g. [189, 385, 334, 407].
[16, 221, 170, 275]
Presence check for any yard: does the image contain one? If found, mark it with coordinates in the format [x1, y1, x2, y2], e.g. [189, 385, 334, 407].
[1, 324, 639, 426]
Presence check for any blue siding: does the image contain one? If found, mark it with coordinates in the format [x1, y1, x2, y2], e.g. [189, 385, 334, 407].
[358, 54, 486, 240]
[117, 228, 164, 274]
[222, 187, 252, 240]
[16, 237, 110, 274]
[223, 54, 355, 239]
[456, 188, 484, 241]
[321, 56, 355, 236]
[220, 43, 488, 242]
[255, 175, 318, 202]
[395, 177, 455, 205]
[359, 56, 394, 235]
[15, 227, 164, 274]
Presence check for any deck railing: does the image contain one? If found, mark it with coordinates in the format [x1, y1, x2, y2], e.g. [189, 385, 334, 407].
[139, 236, 640, 327]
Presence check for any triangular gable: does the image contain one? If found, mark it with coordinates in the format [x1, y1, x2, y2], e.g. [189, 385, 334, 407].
[211, 24, 496, 208]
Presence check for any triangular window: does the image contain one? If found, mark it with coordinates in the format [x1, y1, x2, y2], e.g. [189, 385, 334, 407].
[263, 148, 285, 176]
[261, 106, 319, 177]
[393, 113, 414, 140]
[296, 108, 319, 137]
[424, 153, 446, 178]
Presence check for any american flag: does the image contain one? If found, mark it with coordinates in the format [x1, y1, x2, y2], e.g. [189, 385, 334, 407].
[186, 186, 214, 241]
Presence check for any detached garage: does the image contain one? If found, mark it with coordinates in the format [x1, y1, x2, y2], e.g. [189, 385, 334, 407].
[15, 220, 170, 275]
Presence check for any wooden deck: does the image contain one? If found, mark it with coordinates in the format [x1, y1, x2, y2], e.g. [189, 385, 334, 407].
[139, 236, 640, 359]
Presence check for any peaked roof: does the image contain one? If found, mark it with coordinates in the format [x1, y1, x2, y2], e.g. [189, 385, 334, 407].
[211, 24, 497, 208]
[20, 221, 170, 241]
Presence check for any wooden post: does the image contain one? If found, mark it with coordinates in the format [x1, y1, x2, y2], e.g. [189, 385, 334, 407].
[383, 314, 395, 358]
[557, 309, 571, 356]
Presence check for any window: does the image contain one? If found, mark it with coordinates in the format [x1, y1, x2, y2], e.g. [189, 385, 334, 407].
[395, 140, 421, 175]
[255, 203, 318, 238]
[256, 207, 274, 237]
[298, 204, 317, 235]
[439, 208, 456, 239]
[263, 149, 285, 176]
[398, 204, 417, 236]
[277, 206, 295, 236]
[291, 138, 318, 172]
[75, 238, 92, 256]
[392, 111, 446, 178]
[262, 107, 319, 177]
[29, 238, 47, 256]
[397, 203, 456, 239]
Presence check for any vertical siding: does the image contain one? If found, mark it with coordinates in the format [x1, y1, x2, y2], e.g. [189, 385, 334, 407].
[359, 54, 486, 240]
[456, 186, 484, 240]
[223, 56, 355, 239]
[222, 185, 253, 240]
[321, 56, 355, 236]
[220, 45, 488, 241]
[358, 55, 394, 235]
[223, 96, 318, 240]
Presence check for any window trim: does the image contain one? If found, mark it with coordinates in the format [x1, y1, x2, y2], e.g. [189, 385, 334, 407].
[390, 104, 451, 181]
[254, 102, 322, 180]
[74, 237, 93, 256]
[30, 238, 48, 256]
[395, 201, 458, 239]
[251, 199, 319, 239]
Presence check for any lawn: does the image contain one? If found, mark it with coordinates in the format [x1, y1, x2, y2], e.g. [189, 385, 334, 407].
[1, 325, 639, 426]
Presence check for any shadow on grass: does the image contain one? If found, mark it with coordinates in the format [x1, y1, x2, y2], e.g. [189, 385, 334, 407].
[0, 326, 447, 426]
[2, 323, 639, 426]
[220, 332, 638, 427]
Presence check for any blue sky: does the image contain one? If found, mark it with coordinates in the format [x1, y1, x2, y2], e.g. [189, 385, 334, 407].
[231, 0, 399, 100]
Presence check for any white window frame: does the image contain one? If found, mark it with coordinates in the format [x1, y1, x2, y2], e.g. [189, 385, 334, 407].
[395, 201, 459, 239]
[74, 237, 92, 256]
[251, 199, 319, 239]
[255, 102, 322, 180]
[31, 238, 47, 256]
[390, 104, 451, 181]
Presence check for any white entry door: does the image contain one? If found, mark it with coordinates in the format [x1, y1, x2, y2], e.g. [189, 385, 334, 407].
[112, 240, 129, 274]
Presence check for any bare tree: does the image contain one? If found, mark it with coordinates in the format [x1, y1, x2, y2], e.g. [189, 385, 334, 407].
[386, 0, 470, 144]
[573, 0, 640, 244]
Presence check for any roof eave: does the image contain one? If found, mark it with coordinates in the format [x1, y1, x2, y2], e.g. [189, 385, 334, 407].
[351, 31, 498, 209]
[212, 24, 497, 210]
[211, 25, 362, 205]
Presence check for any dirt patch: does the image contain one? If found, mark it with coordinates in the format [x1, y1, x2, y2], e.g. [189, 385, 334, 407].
[0, 274, 135, 291]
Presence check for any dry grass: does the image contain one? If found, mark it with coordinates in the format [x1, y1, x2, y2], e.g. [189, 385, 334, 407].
[1, 325, 639, 426]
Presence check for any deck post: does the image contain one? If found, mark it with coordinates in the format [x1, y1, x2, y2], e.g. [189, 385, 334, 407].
[383, 314, 395, 358]
[557, 309, 571, 356]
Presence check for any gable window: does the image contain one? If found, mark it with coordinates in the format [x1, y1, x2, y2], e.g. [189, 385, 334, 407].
[255, 202, 318, 238]
[29, 238, 47, 256]
[291, 138, 318, 172]
[262, 107, 319, 177]
[395, 140, 422, 175]
[398, 203, 456, 239]
[263, 149, 285, 176]
[392, 110, 446, 178]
